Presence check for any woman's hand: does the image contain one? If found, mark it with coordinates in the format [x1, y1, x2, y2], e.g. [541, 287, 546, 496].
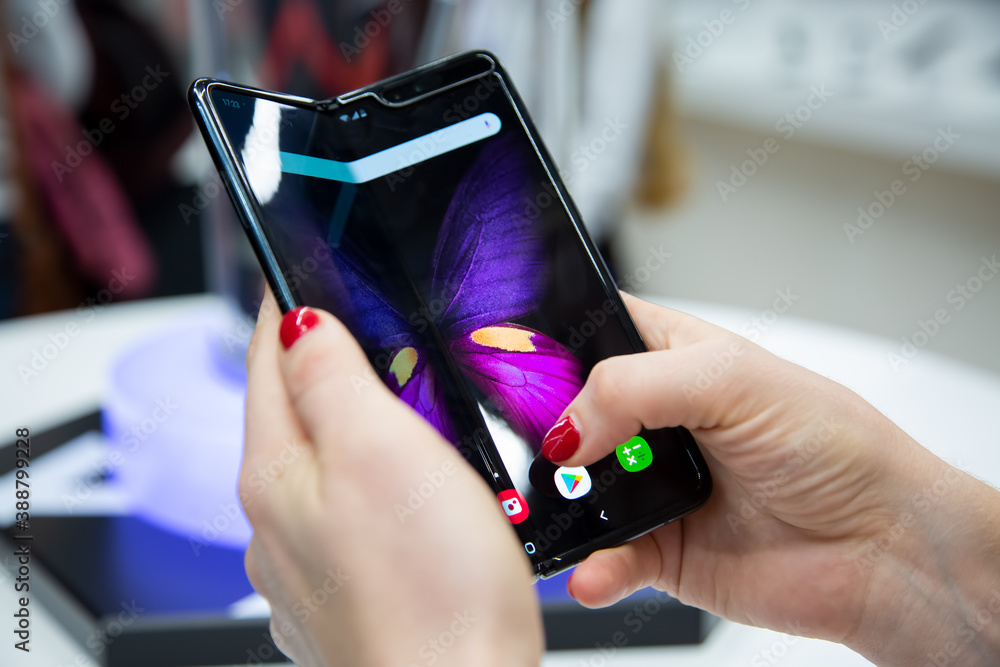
[240, 290, 543, 666]
[549, 294, 1000, 666]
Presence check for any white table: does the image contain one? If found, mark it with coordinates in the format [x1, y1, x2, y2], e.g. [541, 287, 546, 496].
[1, 295, 997, 667]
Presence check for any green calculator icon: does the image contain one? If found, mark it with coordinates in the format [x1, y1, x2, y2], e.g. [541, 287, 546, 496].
[616, 436, 652, 472]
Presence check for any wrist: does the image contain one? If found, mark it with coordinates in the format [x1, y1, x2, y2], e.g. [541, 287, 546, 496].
[317, 586, 543, 667]
[846, 447, 1000, 666]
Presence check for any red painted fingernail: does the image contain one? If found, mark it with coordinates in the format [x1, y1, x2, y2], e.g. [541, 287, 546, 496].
[541, 415, 580, 462]
[279, 307, 320, 349]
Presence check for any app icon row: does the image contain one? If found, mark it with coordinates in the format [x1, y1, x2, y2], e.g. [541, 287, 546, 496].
[498, 435, 653, 524]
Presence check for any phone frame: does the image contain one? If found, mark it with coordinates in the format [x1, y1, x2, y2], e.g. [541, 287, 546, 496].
[189, 51, 712, 578]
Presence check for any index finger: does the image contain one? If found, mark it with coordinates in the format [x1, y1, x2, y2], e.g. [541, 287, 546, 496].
[621, 292, 731, 352]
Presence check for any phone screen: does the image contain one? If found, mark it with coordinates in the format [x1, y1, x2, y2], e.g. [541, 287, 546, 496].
[204, 68, 708, 574]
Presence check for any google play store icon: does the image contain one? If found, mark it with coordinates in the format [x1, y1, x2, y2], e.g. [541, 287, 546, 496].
[554, 466, 592, 500]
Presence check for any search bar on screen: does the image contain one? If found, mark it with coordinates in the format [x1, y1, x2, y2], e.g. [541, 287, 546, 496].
[279, 112, 501, 184]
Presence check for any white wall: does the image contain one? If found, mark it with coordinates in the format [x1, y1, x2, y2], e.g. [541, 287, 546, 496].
[615, 116, 1000, 376]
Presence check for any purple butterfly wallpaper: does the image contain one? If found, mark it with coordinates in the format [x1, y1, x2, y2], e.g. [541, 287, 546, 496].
[326, 135, 584, 451]
[450, 323, 583, 446]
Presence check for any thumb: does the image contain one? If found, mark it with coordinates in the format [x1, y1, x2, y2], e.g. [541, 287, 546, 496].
[540, 337, 751, 467]
[277, 306, 395, 453]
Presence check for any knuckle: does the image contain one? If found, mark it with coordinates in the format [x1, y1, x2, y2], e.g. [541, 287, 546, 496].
[269, 618, 287, 651]
[238, 467, 274, 526]
[284, 327, 382, 410]
[284, 343, 331, 401]
[588, 358, 626, 406]
[244, 540, 267, 594]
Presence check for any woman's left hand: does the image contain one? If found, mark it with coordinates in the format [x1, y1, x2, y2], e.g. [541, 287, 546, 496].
[240, 289, 543, 666]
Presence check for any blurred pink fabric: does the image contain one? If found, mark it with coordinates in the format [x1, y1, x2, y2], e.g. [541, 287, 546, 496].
[13, 76, 156, 298]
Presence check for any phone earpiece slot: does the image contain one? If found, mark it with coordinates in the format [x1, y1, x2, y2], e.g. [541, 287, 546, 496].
[338, 52, 496, 107]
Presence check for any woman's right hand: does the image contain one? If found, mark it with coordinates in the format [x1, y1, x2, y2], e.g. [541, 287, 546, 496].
[547, 294, 1000, 666]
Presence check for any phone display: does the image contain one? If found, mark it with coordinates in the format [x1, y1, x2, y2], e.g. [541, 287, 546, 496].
[190, 52, 711, 578]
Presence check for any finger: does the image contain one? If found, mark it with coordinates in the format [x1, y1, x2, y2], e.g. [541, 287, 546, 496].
[566, 528, 676, 608]
[620, 292, 729, 352]
[243, 288, 311, 492]
[244, 534, 278, 602]
[276, 306, 399, 461]
[245, 536, 324, 666]
[545, 337, 753, 467]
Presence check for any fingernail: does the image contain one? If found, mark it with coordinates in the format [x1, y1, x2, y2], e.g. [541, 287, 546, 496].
[279, 307, 320, 349]
[541, 415, 580, 462]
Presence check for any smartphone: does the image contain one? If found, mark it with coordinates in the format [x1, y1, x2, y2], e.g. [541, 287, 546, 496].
[189, 51, 711, 579]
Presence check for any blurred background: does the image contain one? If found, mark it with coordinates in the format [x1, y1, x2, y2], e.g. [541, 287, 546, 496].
[1, 0, 998, 369]
[1, 0, 997, 371]
[0, 1, 998, 666]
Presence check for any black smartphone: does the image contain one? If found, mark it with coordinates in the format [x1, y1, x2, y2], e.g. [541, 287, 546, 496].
[188, 51, 711, 579]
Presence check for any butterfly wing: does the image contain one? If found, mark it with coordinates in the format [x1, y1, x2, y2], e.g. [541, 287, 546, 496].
[383, 345, 456, 443]
[324, 242, 414, 350]
[325, 244, 457, 443]
[431, 135, 547, 340]
[450, 324, 583, 449]
[430, 138, 585, 449]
